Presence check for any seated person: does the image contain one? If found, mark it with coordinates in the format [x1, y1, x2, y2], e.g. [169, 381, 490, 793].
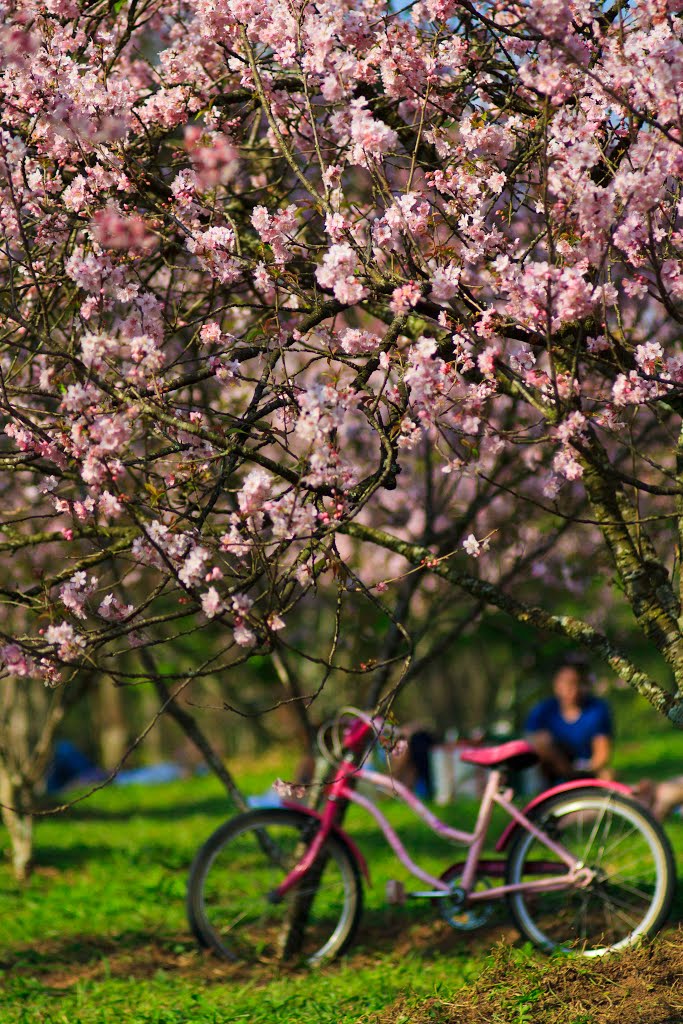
[387, 722, 436, 799]
[634, 776, 683, 821]
[525, 657, 613, 784]
[45, 740, 105, 793]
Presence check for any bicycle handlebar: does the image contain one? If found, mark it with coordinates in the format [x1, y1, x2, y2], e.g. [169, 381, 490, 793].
[317, 707, 387, 765]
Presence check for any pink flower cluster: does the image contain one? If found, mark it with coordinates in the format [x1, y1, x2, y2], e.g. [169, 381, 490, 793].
[2, 0, 683, 694]
[315, 244, 367, 304]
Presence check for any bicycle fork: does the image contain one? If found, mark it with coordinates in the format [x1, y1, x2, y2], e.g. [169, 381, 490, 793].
[267, 764, 353, 905]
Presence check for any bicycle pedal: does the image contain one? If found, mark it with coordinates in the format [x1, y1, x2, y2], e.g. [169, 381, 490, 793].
[385, 879, 406, 905]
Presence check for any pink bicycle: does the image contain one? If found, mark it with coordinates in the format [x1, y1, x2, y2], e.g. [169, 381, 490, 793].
[187, 709, 676, 965]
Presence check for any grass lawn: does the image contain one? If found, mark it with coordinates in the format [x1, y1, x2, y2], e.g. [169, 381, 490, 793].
[1, 694, 682, 1024]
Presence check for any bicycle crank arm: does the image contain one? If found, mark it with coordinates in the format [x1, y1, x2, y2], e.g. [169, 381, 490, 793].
[408, 889, 453, 899]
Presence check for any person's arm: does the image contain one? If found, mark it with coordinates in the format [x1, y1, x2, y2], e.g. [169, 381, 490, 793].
[387, 733, 416, 789]
[589, 700, 614, 778]
[590, 733, 612, 776]
[529, 729, 574, 778]
[525, 700, 574, 780]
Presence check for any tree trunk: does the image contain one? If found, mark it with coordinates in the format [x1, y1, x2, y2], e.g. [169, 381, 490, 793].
[276, 754, 337, 960]
[98, 680, 129, 770]
[133, 646, 249, 812]
[0, 769, 33, 881]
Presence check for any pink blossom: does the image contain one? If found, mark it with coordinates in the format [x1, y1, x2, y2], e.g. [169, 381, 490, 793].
[463, 534, 489, 558]
[1, 644, 35, 678]
[170, 169, 198, 206]
[99, 492, 123, 519]
[234, 623, 256, 647]
[295, 564, 313, 586]
[179, 545, 211, 587]
[477, 346, 499, 379]
[347, 98, 398, 167]
[404, 337, 449, 418]
[296, 382, 354, 446]
[200, 322, 223, 345]
[2, 0, 683, 731]
[397, 418, 422, 450]
[60, 572, 96, 619]
[186, 227, 240, 284]
[430, 263, 461, 303]
[186, 128, 239, 189]
[232, 593, 254, 615]
[201, 587, 224, 619]
[266, 493, 318, 540]
[238, 468, 272, 515]
[98, 595, 134, 621]
[91, 207, 156, 251]
[45, 622, 86, 661]
[635, 342, 663, 375]
[612, 371, 658, 407]
[556, 411, 587, 443]
[377, 193, 431, 250]
[390, 282, 421, 314]
[273, 778, 305, 799]
[252, 204, 298, 263]
[339, 329, 380, 355]
[315, 244, 366, 304]
[553, 448, 584, 481]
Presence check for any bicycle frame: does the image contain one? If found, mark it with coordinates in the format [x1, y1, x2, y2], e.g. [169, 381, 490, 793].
[273, 754, 595, 904]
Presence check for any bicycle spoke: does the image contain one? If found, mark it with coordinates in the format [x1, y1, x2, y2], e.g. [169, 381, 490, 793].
[580, 800, 610, 864]
[578, 893, 589, 943]
[188, 809, 362, 964]
[592, 823, 641, 863]
[506, 791, 673, 955]
[593, 893, 644, 931]
[605, 878, 657, 903]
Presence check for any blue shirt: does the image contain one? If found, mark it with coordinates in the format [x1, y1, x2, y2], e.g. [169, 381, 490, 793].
[525, 696, 613, 763]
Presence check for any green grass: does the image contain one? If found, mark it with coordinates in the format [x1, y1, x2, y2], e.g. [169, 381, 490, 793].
[0, 769, 495, 1024]
[1, 695, 682, 1024]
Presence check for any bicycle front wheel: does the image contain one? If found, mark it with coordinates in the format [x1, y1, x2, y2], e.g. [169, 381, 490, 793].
[506, 788, 675, 956]
[187, 808, 363, 965]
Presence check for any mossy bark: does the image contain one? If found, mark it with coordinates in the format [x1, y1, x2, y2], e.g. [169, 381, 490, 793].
[341, 521, 683, 727]
[579, 430, 683, 686]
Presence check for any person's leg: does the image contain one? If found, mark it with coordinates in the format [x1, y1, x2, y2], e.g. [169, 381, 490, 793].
[408, 731, 435, 799]
[652, 776, 683, 821]
[632, 778, 656, 810]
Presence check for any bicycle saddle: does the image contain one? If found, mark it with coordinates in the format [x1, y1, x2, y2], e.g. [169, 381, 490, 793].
[458, 739, 538, 771]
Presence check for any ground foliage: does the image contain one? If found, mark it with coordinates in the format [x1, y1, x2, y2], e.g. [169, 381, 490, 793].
[1, 721, 682, 1024]
[371, 935, 683, 1024]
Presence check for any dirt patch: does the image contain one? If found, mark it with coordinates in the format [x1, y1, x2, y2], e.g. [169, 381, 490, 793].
[367, 928, 683, 1024]
[4, 935, 280, 988]
[351, 912, 519, 962]
[0, 911, 517, 988]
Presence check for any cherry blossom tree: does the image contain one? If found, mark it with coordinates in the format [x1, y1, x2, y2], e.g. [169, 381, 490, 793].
[2, 0, 683, 863]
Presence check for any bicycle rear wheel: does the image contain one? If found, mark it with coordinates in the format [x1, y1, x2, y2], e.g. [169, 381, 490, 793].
[187, 808, 363, 965]
[506, 788, 675, 955]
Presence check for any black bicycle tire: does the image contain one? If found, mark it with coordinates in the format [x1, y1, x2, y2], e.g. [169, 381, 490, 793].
[187, 807, 364, 965]
[505, 787, 676, 955]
